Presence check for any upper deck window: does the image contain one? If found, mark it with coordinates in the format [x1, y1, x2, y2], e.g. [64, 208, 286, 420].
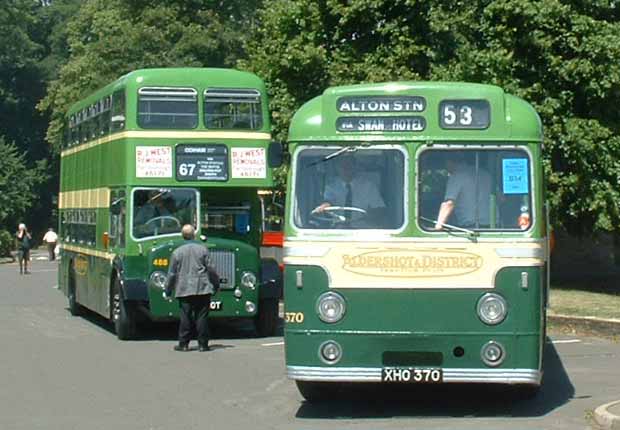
[418, 149, 533, 232]
[204, 88, 262, 130]
[138, 87, 198, 129]
[293, 146, 405, 230]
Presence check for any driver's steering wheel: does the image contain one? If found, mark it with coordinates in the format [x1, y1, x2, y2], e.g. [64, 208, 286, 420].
[145, 215, 181, 234]
[310, 206, 367, 225]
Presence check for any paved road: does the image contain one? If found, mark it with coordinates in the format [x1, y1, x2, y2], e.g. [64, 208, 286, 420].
[1, 259, 618, 430]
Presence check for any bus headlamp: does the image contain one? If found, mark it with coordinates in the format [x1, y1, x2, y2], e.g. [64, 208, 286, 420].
[241, 271, 257, 289]
[481, 341, 506, 367]
[477, 293, 508, 325]
[316, 292, 346, 323]
[319, 340, 342, 364]
[150, 271, 168, 290]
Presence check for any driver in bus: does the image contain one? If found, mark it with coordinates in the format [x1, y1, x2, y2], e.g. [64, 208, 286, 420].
[134, 190, 172, 228]
[313, 154, 385, 226]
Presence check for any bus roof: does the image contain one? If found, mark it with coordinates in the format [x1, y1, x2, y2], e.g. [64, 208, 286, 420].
[288, 81, 542, 144]
[67, 68, 267, 116]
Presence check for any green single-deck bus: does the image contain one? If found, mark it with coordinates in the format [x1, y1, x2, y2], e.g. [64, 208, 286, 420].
[58, 68, 283, 340]
[283, 82, 549, 401]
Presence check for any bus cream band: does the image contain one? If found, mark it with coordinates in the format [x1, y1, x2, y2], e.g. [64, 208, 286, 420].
[61, 244, 115, 262]
[284, 241, 545, 289]
[60, 130, 272, 158]
[59, 187, 110, 209]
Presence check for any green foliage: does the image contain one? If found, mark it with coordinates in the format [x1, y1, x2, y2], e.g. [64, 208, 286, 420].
[40, 0, 262, 152]
[243, 0, 620, 234]
[0, 138, 49, 231]
[0, 230, 14, 259]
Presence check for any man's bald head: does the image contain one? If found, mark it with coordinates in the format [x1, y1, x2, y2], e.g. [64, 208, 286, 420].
[181, 224, 195, 240]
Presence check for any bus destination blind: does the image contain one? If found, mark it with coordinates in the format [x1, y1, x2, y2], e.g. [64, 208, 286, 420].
[176, 144, 228, 181]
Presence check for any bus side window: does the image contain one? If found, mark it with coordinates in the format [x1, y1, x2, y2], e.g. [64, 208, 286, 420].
[109, 190, 126, 248]
[111, 90, 126, 132]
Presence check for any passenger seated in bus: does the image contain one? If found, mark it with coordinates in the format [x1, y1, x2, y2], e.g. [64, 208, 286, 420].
[313, 154, 386, 227]
[434, 154, 491, 230]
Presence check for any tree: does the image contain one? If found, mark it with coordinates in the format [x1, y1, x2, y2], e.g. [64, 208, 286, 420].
[243, 0, 620, 234]
[0, 138, 48, 231]
[41, 0, 262, 152]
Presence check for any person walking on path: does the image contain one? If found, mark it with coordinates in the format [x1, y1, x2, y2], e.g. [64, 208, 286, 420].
[164, 224, 219, 352]
[15, 223, 32, 275]
[42, 228, 58, 261]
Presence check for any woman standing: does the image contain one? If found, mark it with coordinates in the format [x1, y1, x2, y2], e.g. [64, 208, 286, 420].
[16, 223, 32, 275]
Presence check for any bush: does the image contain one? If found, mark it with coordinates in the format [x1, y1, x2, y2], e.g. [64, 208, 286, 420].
[0, 230, 15, 260]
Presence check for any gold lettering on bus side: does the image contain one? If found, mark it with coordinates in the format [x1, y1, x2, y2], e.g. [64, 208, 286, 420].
[341, 249, 483, 278]
[74, 255, 89, 276]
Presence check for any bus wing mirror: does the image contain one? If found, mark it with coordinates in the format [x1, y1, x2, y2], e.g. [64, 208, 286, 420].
[110, 199, 123, 215]
[268, 141, 284, 168]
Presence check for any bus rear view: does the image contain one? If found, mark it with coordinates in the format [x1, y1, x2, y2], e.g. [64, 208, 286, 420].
[283, 82, 548, 401]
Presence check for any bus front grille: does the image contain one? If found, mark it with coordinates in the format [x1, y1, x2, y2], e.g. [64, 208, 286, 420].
[210, 249, 235, 289]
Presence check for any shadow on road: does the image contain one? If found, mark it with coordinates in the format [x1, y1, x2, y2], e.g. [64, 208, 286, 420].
[68, 305, 284, 342]
[295, 340, 574, 419]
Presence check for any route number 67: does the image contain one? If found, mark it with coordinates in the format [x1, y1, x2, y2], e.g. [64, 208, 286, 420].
[178, 163, 196, 176]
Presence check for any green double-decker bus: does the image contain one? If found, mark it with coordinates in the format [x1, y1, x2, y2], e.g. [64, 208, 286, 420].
[58, 68, 283, 340]
[283, 82, 549, 400]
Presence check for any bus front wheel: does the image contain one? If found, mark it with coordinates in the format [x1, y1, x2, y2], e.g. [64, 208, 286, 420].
[255, 298, 278, 337]
[111, 277, 137, 340]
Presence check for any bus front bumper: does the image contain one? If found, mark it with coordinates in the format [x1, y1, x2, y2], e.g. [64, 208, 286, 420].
[287, 366, 542, 385]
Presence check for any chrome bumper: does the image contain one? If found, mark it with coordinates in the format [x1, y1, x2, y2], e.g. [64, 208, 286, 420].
[287, 366, 542, 385]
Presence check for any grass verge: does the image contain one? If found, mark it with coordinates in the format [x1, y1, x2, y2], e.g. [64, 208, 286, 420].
[550, 286, 620, 320]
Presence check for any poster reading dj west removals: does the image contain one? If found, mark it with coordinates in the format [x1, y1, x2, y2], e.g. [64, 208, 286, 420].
[136, 146, 172, 178]
[231, 147, 266, 179]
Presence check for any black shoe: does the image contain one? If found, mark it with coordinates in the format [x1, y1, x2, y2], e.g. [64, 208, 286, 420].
[173, 344, 190, 352]
[198, 344, 210, 352]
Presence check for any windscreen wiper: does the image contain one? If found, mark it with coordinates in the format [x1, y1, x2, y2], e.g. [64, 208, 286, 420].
[307, 146, 359, 167]
[420, 216, 479, 241]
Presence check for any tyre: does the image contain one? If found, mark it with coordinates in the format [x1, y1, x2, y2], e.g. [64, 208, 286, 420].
[295, 381, 339, 402]
[67, 264, 82, 316]
[111, 276, 137, 340]
[255, 297, 279, 337]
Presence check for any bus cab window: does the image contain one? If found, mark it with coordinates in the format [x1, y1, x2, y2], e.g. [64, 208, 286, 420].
[294, 147, 405, 230]
[132, 188, 198, 239]
[418, 149, 533, 231]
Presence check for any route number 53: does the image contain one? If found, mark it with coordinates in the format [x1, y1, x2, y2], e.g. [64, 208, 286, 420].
[439, 99, 490, 129]
[443, 104, 472, 126]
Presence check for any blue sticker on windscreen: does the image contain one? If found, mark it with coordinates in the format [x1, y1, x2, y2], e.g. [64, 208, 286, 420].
[502, 159, 529, 194]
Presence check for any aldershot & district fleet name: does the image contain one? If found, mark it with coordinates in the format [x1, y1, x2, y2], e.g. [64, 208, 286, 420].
[342, 253, 484, 274]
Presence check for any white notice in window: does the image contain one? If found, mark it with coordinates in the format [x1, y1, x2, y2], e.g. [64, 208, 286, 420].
[136, 146, 172, 178]
[231, 147, 266, 179]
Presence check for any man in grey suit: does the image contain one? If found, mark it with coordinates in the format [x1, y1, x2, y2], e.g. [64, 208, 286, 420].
[165, 224, 219, 352]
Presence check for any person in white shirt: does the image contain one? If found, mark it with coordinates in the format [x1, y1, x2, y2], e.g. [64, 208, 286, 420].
[314, 155, 385, 227]
[42, 228, 58, 261]
[435, 155, 491, 230]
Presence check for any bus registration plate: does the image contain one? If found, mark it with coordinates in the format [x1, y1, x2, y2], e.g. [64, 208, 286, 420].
[381, 368, 443, 383]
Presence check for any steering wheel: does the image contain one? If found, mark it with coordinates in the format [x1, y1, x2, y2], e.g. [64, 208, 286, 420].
[145, 215, 181, 234]
[310, 206, 367, 225]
